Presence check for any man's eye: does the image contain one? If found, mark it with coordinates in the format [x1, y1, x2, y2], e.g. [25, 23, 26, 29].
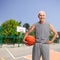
[40, 15, 45, 16]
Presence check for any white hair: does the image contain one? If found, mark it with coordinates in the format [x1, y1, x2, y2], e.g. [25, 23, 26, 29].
[38, 11, 46, 15]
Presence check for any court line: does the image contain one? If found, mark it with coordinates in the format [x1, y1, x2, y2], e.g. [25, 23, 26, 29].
[5, 47, 29, 59]
[23, 55, 32, 60]
[5, 47, 15, 59]
[15, 56, 25, 59]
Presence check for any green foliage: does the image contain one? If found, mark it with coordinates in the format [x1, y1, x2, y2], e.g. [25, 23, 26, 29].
[23, 23, 30, 30]
[18, 33, 25, 43]
[49, 31, 57, 41]
[30, 30, 35, 36]
[49, 31, 59, 43]
[0, 26, 3, 35]
[1, 19, 20, 36]
[1, 19, 21, 43]
[49, 31, 54, 40]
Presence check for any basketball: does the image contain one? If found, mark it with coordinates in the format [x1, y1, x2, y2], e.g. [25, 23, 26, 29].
[25, 35, 35, 46]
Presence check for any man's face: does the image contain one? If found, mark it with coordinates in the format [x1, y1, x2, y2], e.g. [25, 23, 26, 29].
[38, 13, 46, 20]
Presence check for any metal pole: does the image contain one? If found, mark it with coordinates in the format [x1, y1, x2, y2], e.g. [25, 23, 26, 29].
[18, 32, 23, 47]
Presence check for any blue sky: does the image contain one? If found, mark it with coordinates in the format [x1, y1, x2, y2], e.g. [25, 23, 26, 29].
[0, 0, 60, 31]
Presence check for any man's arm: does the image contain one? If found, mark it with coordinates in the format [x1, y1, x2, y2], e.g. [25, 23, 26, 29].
[23, 24, 35, 43]
[47, 24, 58, 44]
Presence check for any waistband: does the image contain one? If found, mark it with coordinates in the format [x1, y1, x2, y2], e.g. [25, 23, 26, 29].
[35, 42, 47, 44]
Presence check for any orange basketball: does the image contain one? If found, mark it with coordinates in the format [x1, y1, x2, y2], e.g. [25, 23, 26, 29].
[25, 35, 36, 46]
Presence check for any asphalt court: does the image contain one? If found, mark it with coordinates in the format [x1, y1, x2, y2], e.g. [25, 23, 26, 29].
[0, 44, 32, 60]
[0, 43, 60, 60]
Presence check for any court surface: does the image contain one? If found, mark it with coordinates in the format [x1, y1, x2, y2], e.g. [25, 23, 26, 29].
[0, 43, 60, 60]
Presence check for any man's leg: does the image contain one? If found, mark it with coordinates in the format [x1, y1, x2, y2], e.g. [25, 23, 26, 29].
[32, 43, 41, 60]
[41, 44, 49, 60]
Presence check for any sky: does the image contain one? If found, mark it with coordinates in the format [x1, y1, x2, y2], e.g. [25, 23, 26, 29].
[0, 0, 60, 31]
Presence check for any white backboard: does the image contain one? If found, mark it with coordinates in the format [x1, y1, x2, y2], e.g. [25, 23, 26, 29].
[17, 26, 26, 33]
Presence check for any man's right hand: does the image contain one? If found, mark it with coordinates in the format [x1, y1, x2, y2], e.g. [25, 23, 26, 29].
[23, 40, 28, 43]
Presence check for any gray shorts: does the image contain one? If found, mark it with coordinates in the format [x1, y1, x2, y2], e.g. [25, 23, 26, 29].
[32, 43, 49, 60]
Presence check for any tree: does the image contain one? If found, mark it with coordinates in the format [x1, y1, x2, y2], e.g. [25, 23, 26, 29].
[19, 21, 22, 26]
[1, 19, 20, 36]
[49, 31, 59, 43]
[23, 23, 35, 36]
[1, 19, 20, 43]
[49, 31, 54, 40]
[23, 23, 30, 31]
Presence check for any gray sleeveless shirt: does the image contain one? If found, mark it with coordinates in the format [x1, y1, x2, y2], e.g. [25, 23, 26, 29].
[35, 22, 50, 43]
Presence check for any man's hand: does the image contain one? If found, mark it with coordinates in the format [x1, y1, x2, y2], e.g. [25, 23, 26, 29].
[23, 40, 28, 43]
[47, 40, 53, 44]
[23, 40, 30, 46]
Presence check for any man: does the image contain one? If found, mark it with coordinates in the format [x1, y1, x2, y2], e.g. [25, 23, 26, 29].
[23, 11, 57, 60]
